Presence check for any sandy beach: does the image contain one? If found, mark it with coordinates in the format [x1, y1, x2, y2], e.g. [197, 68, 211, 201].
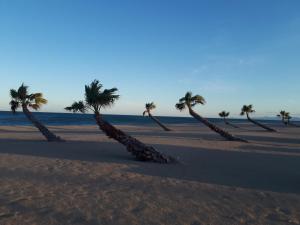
[0, 122, 300, 225]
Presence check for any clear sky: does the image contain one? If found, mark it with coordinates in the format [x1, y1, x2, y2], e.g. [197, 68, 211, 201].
[0, 0, 299, 118]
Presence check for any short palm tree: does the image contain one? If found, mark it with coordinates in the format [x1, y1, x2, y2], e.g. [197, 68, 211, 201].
[9, 84, 64, 142]
[285, 112, 292, 125]
[175, 92, 246, 142]
[218, 111, 239, 128]
[277, 110, 288, 125]
[65, 80, 175, 163]
[283, 113, 300, 127]
[241, 104, 276, 132]
[143, 102, 171, 131]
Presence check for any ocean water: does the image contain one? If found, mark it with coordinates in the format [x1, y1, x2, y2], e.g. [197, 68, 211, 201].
[0, 111, 297, 126]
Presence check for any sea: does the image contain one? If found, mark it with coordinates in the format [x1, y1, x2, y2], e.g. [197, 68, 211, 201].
[0, 111, 298, 126]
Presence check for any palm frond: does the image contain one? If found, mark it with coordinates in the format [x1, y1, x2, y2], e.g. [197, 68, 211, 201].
[29, 103, 41, 111]
[191, 95, 205, 105]
[17, 83, 28, 100]
[84, 80, 103, 106]
[219, 111, 230, 118]
[185, 92, 192, 100]
[65, 101, 86, 113]
[145, 102, 156, 111]
[241, 104, 255, 115]
[98, 88, 120, 108]
[10, 89, 19, 99]
[175, 102, 186, 111]
[84, 80, 120, 112]
[10, 100, 20, 113]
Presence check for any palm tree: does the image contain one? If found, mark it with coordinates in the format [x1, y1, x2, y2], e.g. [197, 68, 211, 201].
[9, 84, 64, 142]
[241, 104, 276, 132]
[277, 110, 287, 125]
[284, 113, 300, 127]
[218, 111, 239, 128]
[175, 92, 247, 142]
[284, 112, 292, 125]
[65, 80, 175, 163]
[143, 102, 171, 131]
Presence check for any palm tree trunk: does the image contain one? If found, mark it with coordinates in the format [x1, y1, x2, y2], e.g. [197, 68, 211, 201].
[22, 105, 64, 142]
[280, 117, 287, 126]
[224, 118, 239, 128]
[94, 113, 176, 163]
[148, 113, 171, 131]
[189, 108, 247, 142]
[246, 114, 276, 132]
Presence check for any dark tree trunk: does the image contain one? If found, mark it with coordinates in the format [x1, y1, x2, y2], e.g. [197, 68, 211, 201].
[189, 108, 247, 142]
[94, 113, 176, 163]
[246, 114, 277, 132]
[281, 117, 287, 126]
[148, 113, 171, 131]
[22, 105, 64, 142]
[224, 118, 239, 128]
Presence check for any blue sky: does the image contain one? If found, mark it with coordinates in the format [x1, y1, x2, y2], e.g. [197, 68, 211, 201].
[0, 0, 299, 117]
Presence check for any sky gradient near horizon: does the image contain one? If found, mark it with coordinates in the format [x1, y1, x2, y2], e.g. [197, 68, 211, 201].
[0, 0, 299, 118]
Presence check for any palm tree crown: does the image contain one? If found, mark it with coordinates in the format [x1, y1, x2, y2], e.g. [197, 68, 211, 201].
[175, 92, 206, 111]
[10, 84, 48, 113]
[285, 112, 291, 120]
[277, 110, 286, 118]
[219, 111, 230, 118]
[65, 80, 119, 114]
[143, 102, 156, 116]
[64, 101, 86, 113]
[240, 104, 255, 116]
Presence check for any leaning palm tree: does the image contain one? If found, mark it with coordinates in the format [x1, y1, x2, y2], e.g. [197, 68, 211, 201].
[143, 102, 171, 131]
[65, 80, 175, 163]
[175, 92, 246, 142]
[9, 84, 64, 142]
[218, 111, 239, 128]
[277, 110, 287, 125]
[241, 104, 276, 132]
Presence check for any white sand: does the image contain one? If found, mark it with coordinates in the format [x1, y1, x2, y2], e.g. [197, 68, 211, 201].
[0, 122, 300, 225]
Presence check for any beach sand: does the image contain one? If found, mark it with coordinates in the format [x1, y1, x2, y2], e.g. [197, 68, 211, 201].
[0, 122, 300, 225]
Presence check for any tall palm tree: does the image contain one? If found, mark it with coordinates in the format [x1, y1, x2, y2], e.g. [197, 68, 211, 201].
[143, 102, 171, 131]
[277, 110, 287, 125]
[175, 92, 247, 142]
[241, 104, 276, 132]
[218, 111, 239, 128]
[9, 84, 64, 142]
[65, 80, 175, 163]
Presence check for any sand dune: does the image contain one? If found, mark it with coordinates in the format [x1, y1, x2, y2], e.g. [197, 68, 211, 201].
[0, 123, 300, 225]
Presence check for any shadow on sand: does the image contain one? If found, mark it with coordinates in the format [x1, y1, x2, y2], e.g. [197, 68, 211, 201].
[0, 139, 299, 194]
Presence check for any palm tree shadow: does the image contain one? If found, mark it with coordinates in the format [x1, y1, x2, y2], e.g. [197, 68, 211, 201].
[124, 130, 223, 141]
[238, 134, 300, 145]
[0, 140, 300, 194]
[132, 144, 300, 194]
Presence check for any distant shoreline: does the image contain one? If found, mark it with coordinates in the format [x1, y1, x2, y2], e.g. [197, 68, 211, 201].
[1, 111, 299, 126]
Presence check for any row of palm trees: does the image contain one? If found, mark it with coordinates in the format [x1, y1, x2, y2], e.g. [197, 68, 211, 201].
[143, 93, 295, 142]
[6, 81, 297, 163]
